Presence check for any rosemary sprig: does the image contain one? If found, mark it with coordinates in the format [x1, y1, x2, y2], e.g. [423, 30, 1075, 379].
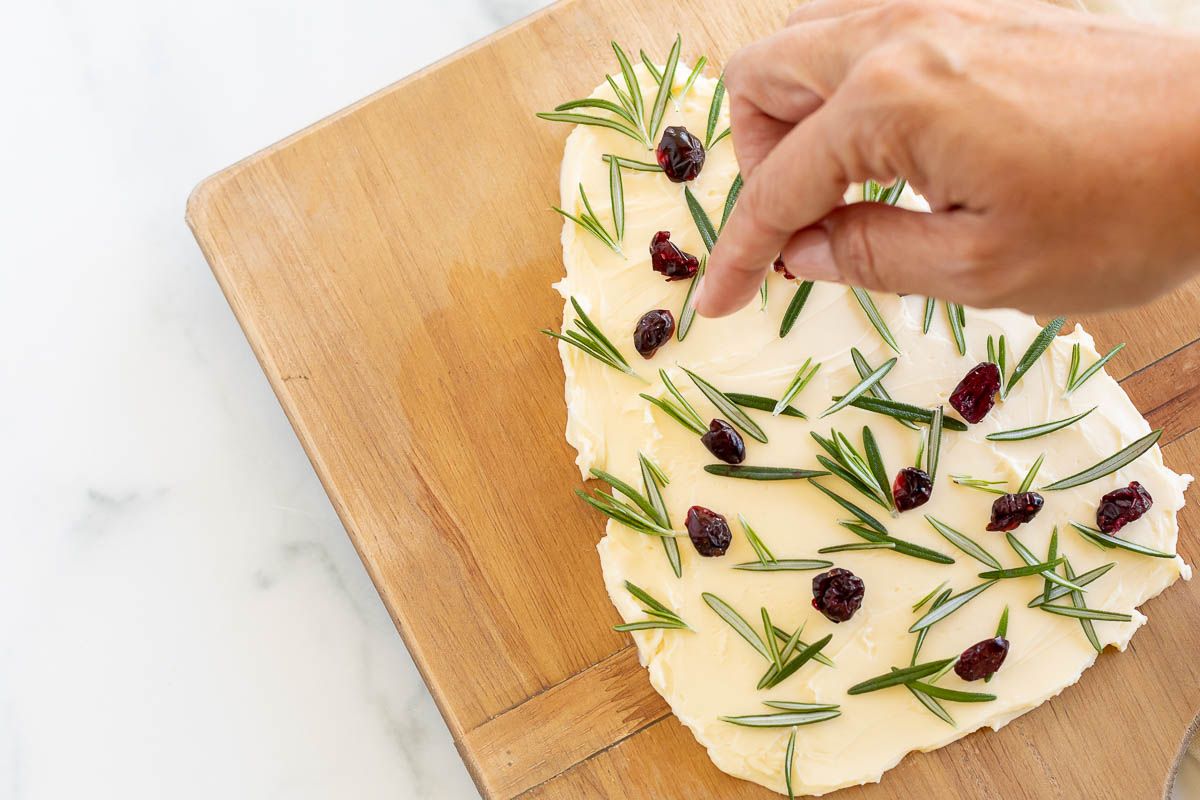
[812, 429, 892, 511]
[978, 559, 1065, 580]
[810, 481, 888, 534]
[741, 514, 773, 565]
[770, 627, 835, 669]
[608, 156, 625, 242]
[774, 358, 821, 415]
[640, 369, 706, 435]
[733, 515, 833, 572]
[720, 173, 743, 234]
[1043, 526, 1058, 605]
[682, 367, 768, 442]
[819, 541, 896, 553]
[906, 681, 955, 726]
[913, 582, 950, 612]
[852, 348, 917, 430]
[610, 41, 647, 139]
[542, 297, 638, 378]
[537, 110, 646, 147]
[705, 73, 726, 148]
[726, 393, 806, 419]
[706, 464, 828, 481]
[1063, 559, 1102, 652]
[647, 35, 682, 142]
[924, 516, 1002, 569]
[908, 681, 995, 703]
[552, 184, 623, 255]
[711, 127, 732, 147]
[1027, 562, 1114, 607]
[613, 581, 690, 632]
[1069, 522, 1176, 558]
[987, 334, 1009, 395]
[911, 589, 952, 663]
[842, 395, 969, 431]
[1040, 604, 1132, 622]
[1005, 533, 1086, 592]
[950, 475, 1008, 495]
[922, 297, 935, 334]
[719, 709, 841, 728]
[946, 302, 967, 356]
[838, 522, 955, 564]
[677, 255, 705, 341]
[760, 634, 834, 688]
[851, 287, 901, 353]
[909, 582, 997, 632]
[779, 281, 815, 338]
[1017, 453, 1045, 493]
[862, 426, 895, 508]
[703, 593, 768, 658]
[762, 608, 783, 672]
[848, 658, 957, 695]
[1003, 316, 1066, 399]
[640, 50, 663, 83]
[1041, 429, 1162, 491]
[1065, 342, 1125, 396]
[602, 154, 663, 172]
[820, 358, 897, 418]
[759, 279, 769, 312]
[581, 466, 683, 538]
[639, 454, 681, 578]
[986, 605, 1009, 683]
[674, 56, 707, 107]
[785, 728, 797, 800]
[683, 186, 718, 252]
[986, 408, 1096, 442]
[926, 406, 945, 484]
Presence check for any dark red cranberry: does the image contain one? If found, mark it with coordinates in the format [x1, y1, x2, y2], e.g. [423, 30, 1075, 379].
[1096, 481, 1154, 534]
[649, 231, 700, 281]
[812, 568, 865, 623]
[633, 309, 675, 359]
[986, 492, 1044, 532]
[950, 362, 1002, 424]
[954, 637, 1009, 681]
[773, 257, 796, 280]
[656, 126, 706, 182]
[700, 419, 745, 464]
[893, 467, 933, 512]
[685, 506, 732, 557]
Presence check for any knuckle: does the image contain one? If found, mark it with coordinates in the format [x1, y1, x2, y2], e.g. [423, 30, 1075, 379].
[829, 215, 882, 289]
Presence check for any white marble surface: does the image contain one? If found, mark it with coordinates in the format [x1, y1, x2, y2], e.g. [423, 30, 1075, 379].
[0, 1, 549, 798]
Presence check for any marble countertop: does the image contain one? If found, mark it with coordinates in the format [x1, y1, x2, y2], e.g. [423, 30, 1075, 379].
[0, 1, 548, 797]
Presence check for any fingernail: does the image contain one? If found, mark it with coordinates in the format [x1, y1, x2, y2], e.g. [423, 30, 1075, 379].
[786, 228, 838, 282]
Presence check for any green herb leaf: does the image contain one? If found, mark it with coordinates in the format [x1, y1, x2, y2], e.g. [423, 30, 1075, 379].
[1004, 316, 1066, 398]
[852, 348, 917, 430]
[810, 481, 888, 534]
[924, 516, 1002, 569]
[706, 72, 726, 148]
[986, 408, 1096, 442]
[851, 287, 901, 353]
[610, 41, 646, 138]
[922, 297, 935, 334]
[1065, 343, 1126, 396]
[536, 111, 647, 146]
[682, 367, 769, 443]
[762, 608, 783, 671]
[839, 522, 955, 565]
[996, 605, 1010, 638]
[647, 35, 682, 141]
[602, 154, 663, 172]
[909, 582, 997, 632]
[761, 634, 834, 688]
[906, 682, 956, 725]
[683, 186, 718, 252]
[1017, 453, 1045, 494]
[785, 727, 797, 800]
[820, 358, 897, 418]
[1004, 533, 1086, 591]
[542, 296, 637, 377]
[841, 395, 969, 431]
[1064, 559, 1102, 652]
[1069, 522, 1176, 558]
[913, 582, 950, 612]
[780, 281, 815, 338]
[926, 406, 945, 484]
[641, 393, 707, 435]
[640, 50, 663, 84]
[908, 681, 996, 703]
[677, 256, 705, 341]
[819, 541, 897, 553]
[1039, 604, 1132, 622]
[848, 658, 957, 695]
[719, 709, 842, 728]
[703, 593, 768, 659]
[946, 302, 967, 356]
[949, 474, 1009, 495]
[734, 559, 833, 572]
[1043, 526, 1058, 605]
[978, 559, 1065, 579]
[738, 513, 774, 565]
[1042, 429, 1163, 491]
[720, 173, 743, 234]
[1028, 562, 1114, 607]
[675, 56, 707, 106]
[774, 358, 820, 416]
[726, 392, 806, 419]
[639, 455, 680, 578]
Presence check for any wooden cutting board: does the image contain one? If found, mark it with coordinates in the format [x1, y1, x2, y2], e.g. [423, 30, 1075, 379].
[186, 1, 1200, 796]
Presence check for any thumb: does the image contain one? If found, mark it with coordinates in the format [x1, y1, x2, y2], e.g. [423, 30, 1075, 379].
[782, 201, 983, 299]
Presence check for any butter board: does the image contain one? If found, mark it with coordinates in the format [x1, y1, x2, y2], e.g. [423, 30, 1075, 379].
[186, 0, 1200, 796]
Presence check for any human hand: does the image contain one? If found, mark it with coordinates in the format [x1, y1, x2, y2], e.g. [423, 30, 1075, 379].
[694, 0, 1200, 317]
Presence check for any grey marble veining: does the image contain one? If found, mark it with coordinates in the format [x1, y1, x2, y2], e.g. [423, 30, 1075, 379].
[0, 1, 550, 797]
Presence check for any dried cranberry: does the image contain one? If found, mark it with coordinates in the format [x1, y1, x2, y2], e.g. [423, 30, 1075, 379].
[701, 419, 745, 464]
[954, 637, 1009, 681]
[950, 362, 1002, 424]
[685, 506, 732, 557]
[812, 568, 865, 623]
[649, 231, 700, 281]
[656, 126, 706, 183]
[633, 309, 675, 359]
[773, 257, 796, 280]
[986, 492, 1044, 532]
[893, 467, 933, 512]
[1096, 481, 1154, 534]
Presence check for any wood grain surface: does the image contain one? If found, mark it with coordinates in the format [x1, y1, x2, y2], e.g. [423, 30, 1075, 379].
[186, 0, 1200, 796]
